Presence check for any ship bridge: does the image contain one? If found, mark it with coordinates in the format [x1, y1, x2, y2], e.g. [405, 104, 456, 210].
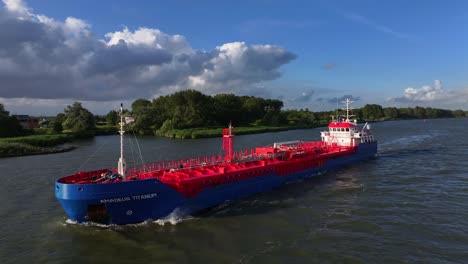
[320, 99, 375, 147]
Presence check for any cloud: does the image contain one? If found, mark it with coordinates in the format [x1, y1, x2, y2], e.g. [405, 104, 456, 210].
[338, 10, 412, 40]
[0, 97, 129, 115]
[317, 95, 360, 104]
[322, 63, 336, 70]
[3, 0, 30, 16]
[389, 80, 468, 108]
[290, 89, 315, 103]
[0, 0, 296, 102]
[185, 42, 296, 94]
[390, 80, 449, 102]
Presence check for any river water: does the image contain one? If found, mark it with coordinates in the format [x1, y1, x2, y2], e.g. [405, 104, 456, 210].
[1, 118, 467, 263]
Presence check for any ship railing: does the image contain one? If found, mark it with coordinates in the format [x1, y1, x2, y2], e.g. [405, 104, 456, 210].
[126, 142, 328, 180]
[58, 169, 112, 184]
[127, 149, 265, 178]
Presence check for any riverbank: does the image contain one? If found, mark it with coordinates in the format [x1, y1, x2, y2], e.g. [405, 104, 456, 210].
[155, 125, 318, 139]
[0, 134, 76, 158]
[0, 125, 314, 157]
[0, 142, 76, 158]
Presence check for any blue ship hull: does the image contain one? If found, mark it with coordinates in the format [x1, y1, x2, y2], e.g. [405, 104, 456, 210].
[55, 142, 377, 225]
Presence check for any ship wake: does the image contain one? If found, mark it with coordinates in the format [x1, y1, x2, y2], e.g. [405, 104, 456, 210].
[64, 208, 194, 228]
[153, 208, 194, 226]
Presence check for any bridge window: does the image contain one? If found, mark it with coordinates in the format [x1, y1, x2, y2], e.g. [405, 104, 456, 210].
[346, 128, 349, 132]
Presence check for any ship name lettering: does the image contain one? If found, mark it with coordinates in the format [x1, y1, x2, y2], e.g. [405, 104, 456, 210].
[99, 193, 157, 204]
[132, 193, 158, 200]
[100, 197, 131, 203]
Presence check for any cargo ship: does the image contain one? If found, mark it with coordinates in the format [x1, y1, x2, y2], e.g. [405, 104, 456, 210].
[55, 99, 377, 225]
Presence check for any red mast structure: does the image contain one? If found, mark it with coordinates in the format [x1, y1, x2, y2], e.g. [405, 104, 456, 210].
[222, 123, 234, 161]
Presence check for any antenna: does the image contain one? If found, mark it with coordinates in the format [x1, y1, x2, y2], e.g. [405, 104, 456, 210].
[117, 103, 126, 180]
[336, 99, 339, 122]
[342, 98, 355, 122]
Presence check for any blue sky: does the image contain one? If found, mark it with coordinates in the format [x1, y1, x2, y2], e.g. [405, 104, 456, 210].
[1, 0, 468, 114]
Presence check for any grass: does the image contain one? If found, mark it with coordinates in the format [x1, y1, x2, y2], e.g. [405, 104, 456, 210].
[94, 125, 118, 136]
[0, 142, 75, 158]
[0, 134, 76, 157]
[0, 134, 73, 147]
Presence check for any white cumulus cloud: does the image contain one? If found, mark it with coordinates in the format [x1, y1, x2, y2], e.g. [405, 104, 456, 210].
[388, 80, 468, 110]
[3, 0, 30, 16]
[391, 80, 449, 102]
[0, 0, 296, 102]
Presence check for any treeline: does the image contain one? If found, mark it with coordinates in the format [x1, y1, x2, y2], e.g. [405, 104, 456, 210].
[109, 90, 467, 135]
[1, 90, 467, 139]
[0, 102, 100, 138]
[122, 90, 285, 135]
[283, 104, 467, 125]
[356, 104, 467, 120]
[0, 104, 28, 137]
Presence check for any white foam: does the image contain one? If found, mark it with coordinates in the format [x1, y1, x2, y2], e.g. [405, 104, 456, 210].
[379, 134, 434, 148]
[64, 211, 194, 228]
[65, 218, 115, 228]
[65, 219, 77, 225]
[153, 208, 194, 226]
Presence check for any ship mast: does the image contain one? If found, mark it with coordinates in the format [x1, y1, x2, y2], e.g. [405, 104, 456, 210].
[344, 98, 354, 123]
[118, 103, 126, 180]
[222, 122, 234, 162]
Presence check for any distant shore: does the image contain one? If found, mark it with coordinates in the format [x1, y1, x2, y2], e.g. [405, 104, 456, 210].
[0, 126, 119, 158]
[1, 117, 466, 157]
[155, 125, 318, 139]
[0, 143, 76, 158]
[0, 125, 316, 157]
[0, 134, 76, 158]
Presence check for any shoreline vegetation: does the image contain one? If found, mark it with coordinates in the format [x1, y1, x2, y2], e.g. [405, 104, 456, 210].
[0, 126, 117, 158]
[155, 125, 314, 139]
[1, 90, 467, 157]
[0, 134, 75, 158]
[0, 142, 76, 158]
[2, 116, 466, 157]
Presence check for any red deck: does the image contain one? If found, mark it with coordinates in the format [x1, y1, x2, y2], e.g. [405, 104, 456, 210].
[58, 140, 356, 197]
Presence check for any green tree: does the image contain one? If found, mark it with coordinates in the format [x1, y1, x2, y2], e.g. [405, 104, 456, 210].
[62, 102, 95, 135]
[453, 109, 465, 117]
[52, 113, 65, 133]
[106, 110, 118, 126]
[213, 94, 243, 125]
[264, 99, 284, 111]
[0, 103, 9, 116]
[398, 108, 414, 119]
[132, 99, 151, 112]
[0, 104, 24, 137]
[261, 109, 281, 126]
[130, 99, 155, 134]
[413, 106, 426, 119]
[383, 107, 399, 119]
[171, 90, 214, 128]
[284, 109, 316, 126]
[241, 97, 266, 123]
[361, 104, 384, 121]
[94, 115, 106, 124]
